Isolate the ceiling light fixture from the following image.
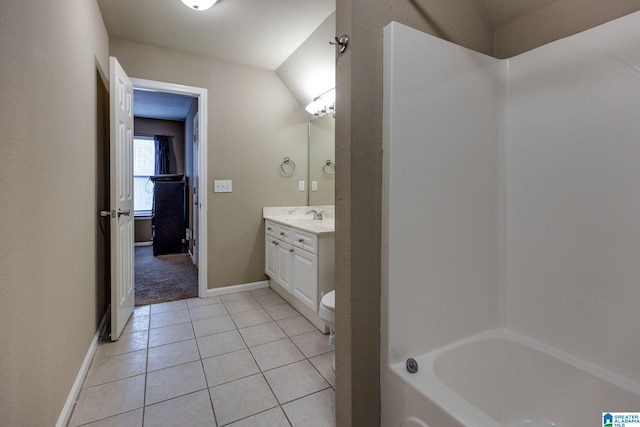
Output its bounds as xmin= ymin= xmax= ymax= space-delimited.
xmin=305 ymin=88 xmax=336 ymax=118
xmin=180 ymin=0 xmax=218 ymax=11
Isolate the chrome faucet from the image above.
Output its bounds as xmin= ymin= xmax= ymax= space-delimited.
xmin=306 ymin=209 xmax=324 ymax=220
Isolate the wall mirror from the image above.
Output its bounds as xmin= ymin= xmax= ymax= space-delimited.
xmin=308 ymin=115 xmax=335 ymax=206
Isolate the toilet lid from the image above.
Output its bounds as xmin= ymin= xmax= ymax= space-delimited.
xmin=321 ymin=290 xmax=335 ymax=311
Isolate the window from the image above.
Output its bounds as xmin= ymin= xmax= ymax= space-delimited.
xmin=134 ymin=136 xmax=155 ymax=215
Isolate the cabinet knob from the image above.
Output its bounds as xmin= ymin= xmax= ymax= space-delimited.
xmin=290 ymin=248 xmax=294 ymax=253
xmin=272 ymin=240 xmax=277 ymax=244
xmin=280 ymin=232 xmax=285 ymax=236
xmin=298 ymin=238 xmax=304 ymax=243
xmin=267 ymin=227 xmax=272 ymax=231
xmin=275 ymin=242 xmax=279 ymax=246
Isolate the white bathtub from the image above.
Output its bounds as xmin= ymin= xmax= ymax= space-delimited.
xmin=386 ymin=329 xmax=640 ymax=427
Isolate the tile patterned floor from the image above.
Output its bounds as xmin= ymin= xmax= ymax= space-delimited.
xmin=68 ymin=288 xmax=335 ymax=427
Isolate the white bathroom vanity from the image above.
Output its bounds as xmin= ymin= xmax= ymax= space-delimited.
xmin=263 ymin=206 xmax=335 ymax=332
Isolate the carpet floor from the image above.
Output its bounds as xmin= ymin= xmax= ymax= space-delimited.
xmin=135 ymin=245 xmax=198 ymax=306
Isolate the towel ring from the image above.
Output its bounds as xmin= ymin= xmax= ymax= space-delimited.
xmin=322 ymin=160 xmax=335 ymax=177
xmin=280 ymin=157 xmax=296 ymax=176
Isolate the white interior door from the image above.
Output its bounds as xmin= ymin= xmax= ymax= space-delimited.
xmin=109 ymin=56 xmax=135 ymax=341
xmin=192 ymin=112 xmax=200 ymax=267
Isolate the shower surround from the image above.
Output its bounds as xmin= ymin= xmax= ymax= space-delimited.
xmin=382 ymin=12 xmax=640 ymax=427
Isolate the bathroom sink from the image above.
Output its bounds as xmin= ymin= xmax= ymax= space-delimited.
xmin=263 ymin=216 xmax=335 ymax=234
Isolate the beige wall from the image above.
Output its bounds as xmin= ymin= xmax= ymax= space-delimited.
xmin=110 ymin=39 xmax=309 ymax=288
xmin=135 ymin=218 xmax=153 ymax=243
xmin=334 ymin=2 xmax=494 ymax=425
xmin=0 ymin=0 xmax=109 ymax=424
xmin=495 ymin=0 xmax=640 ymax=58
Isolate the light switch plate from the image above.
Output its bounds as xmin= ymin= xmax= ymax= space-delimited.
xmin=311 ymin=181 xmax=318 ymax=191
xmin=298 ymin=180 xmax=305 ymax=191
xmin=214 ymin=180 xmax=232 ymax=193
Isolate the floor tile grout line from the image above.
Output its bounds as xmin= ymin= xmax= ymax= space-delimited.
xmin=206 ymin=380 xmax=221 ymax=427
xmin=73 ymin=408 xmax=140 ymax=427
xmin=141 ymin=306 xmax=151 ymax=426
xmin=146 ymin=354 xmax=202 ymax=374
xmin=209 ymin=296 xmax=281 ymax=425
xmin=144 ymin=387 xmax=211 ymax=412
xmin=261 ymin=358 xmax=332 ymax=406
xmin=217 ymin=404 xmax=289 ymax=427
xmin=192 ymin=306 xmax=229 ymax=427
xmin=231 ymin=312 xmax=290 ymax=425
xmin=144 ymin=324 xmax=210 ymax=409
xmin=307 ymin=353 xmax=335 ymax=387
xmin=71 ymin=321 xmax=149 ymax=424
xmin=234 ymin=305 xmax=333 ymax=425
xmin=73 ymin=294 xmax=334 ymax=426
xmin=148 ymin=299 xmax=189 ymax=315
xmin=279 ymin=385 xmax=334 ymax=407
xmin=77 ymin=368 xmax=147 ymax=390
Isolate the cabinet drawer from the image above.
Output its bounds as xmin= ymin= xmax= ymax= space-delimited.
xmin=277 ymin=225 xmax=292 ymax=243
xmin=292 ymin=229 xmax=318 ymax=254
xmin=265 ymin=220 xmax=278 ymax=238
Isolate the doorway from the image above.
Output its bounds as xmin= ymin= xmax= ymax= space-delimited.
xmin=131 ymin=78 xmax=209 ymax=304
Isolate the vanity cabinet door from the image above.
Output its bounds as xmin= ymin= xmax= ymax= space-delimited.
xmin=276 ymin=241 xmax=294 ymax=292
xmin=265 ymin=236 xmax=278 ymax=278
xmin=291 ymin=247 xmax=318 ymax=311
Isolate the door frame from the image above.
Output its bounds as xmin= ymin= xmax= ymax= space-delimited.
xmin=191 ymin=112 xmax=200 ymax=268
xmin=131 ymin=77 xmax=209 ymax=299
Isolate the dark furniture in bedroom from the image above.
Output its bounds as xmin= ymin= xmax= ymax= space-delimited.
xmin=150 ymin=174 xmax=186 ymax=256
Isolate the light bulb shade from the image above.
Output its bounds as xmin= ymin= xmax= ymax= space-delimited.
xmin=181 ymin=0 xmax=218 ymax=11
xmin=305 ymin=88 xmax=336 ymax=117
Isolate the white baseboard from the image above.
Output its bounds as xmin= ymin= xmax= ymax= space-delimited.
xmin=134 ymin=241 xmax=153 ymax=247
xmin=56 ymin=307 xmax=109 ymax=427
xmin=206 ymin=280 xmax=269 ymax=297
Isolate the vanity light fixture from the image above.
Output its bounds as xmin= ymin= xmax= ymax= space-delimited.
xmin=305 ymin=88 xmax=336 ymax=118
xmin=180 ymin=0 xmax=218 ymax=11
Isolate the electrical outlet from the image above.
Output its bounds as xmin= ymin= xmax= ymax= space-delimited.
xmin=214 ymin=180 xmax=232 ymax=193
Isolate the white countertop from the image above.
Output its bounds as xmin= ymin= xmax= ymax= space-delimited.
xmin=263 ymin=206 xmax=335 ymax=235
xmin=263 ymin=215 xmax=335 ymax=235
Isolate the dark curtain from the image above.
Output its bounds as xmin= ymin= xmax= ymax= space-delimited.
xmin=154 ymin=135 xmax=175 ymax=175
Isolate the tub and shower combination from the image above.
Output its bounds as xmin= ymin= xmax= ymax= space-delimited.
xmin=382 ymin=12 xmax=640 ymax=427
xmin=387 ymin=330 xmax=640 ymax=426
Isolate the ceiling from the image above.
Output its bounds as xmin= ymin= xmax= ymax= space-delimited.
xmin=97 ymin=0 xmax=560 ymax=74
xmin=99 ymin=0 xmax=561 ymax=119
xmin=97 ymin=0 xmax=336 ymax=71
xmin=133 ymin=89 xmax=196 ymax=121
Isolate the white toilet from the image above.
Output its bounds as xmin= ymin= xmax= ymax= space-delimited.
xmin=318 ymin=290 xmax=335 ymax=370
